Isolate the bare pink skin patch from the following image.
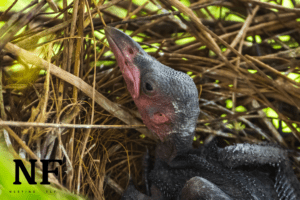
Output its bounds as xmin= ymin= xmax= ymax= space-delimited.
xmin=134 ymin=95 xmax=174 ymax=141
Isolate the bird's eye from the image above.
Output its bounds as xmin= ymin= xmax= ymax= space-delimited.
xmin=145 ymin=82 xmax=153 ymax=91
xmin=142 ymin=77 xmax=155 ymax=95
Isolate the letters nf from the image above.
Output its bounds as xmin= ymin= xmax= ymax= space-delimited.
xmin=13 ymin=159 xmax=62 ymax=185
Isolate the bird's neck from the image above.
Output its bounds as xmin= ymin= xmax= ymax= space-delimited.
xmin=155 ymin=132 xmax=194 ymax=164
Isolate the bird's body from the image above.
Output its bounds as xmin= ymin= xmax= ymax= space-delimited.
xmin=105 ymin=26 xmax=300 ymax=200
xmin=149 ymin=144 xmax=278 ymax=200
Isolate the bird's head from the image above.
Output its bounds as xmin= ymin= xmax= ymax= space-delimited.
xmin=105 ymin=27 xmax=200 ymax=142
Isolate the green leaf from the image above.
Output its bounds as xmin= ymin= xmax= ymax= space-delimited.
xmin=235 ymin=105 xmax=247 ymax=112
xmin=225 ymin=99 xmax=233 ymax=109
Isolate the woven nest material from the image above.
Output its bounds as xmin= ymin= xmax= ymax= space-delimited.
xmin=0 ymin=0 xmax=300 ymax=199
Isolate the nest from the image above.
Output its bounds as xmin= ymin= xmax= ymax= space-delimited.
xmin=0 ymin=0 xmax=300 ymax=199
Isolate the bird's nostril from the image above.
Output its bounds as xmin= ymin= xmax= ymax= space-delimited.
xmin=125 ymin=61 xmax=129 ymax=66
xmin=128 ymin=48 xmax=133 ymax=54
